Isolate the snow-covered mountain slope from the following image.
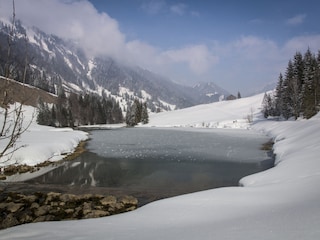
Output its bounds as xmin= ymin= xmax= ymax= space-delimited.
xmin=1 ymin=93 xmax=320 ymax=239
xmin=0 ymin=20 xmax=229 ymax=113
xmin=145 ymin=92 xmax=264 ymax=128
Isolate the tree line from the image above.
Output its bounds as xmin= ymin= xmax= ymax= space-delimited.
xmin=125 ymin=99 xmax=149 ymax=126
xmin=37 ymin=88 xmax=123 ymax=127
xmin=263 ymin=48 xmax=320 ymax=119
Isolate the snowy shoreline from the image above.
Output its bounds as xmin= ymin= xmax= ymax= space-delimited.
xmin=0 ymin=106 xmax=89 ymax=169
xmin=1 ymin=94 xmax=320 ymax=239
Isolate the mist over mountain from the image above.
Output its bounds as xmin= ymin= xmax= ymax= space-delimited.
xmin=0 ymin=19 xmax=230 ymax=113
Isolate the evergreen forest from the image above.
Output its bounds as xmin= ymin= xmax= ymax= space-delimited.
xmin=37 ymin=88 xmax=124 ymax=127
xmin=126 ymin=99 xmax=149 ymax=126
xmin=263 ymin=48 xmax=320 ymax=119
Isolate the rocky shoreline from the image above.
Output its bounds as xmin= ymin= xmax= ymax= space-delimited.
xmin=0 ymin=140 xmax=140 ymax=230
xmin=0 ymin=189 xmax=138 ymax=230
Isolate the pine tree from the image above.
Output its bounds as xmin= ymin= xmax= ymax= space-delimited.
xmin=316 ymin=51 xmax=320 ymax=111
xmin=141 ymin=102 xmax=149 ymax=124
xmin=134 ymin=100 xmax=142 ymax=125
xmin=274 ymin=73 xmax=284 ymax=116
xmin=282 ymin=60 xmax=295 ymax=119
xmin=292 ymin=52 xmax=304 ymax=118
xmin=126 ymin=103 xmax=136 ymax=127
xmin=262 ymin=93 xmax=275 ymax=118
xmin=271 ymin=48 xmax=320 ymax=120
xmin=37 ymin=97 xmax=51 ymax=126
xmin=302 ymin=48 xmax=317 ymax=118
xmin=126 ymin=99 xmax=144 ymax=126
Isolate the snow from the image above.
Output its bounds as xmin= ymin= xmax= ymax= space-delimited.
xmin=1 ymin=93 xmax=320 ymax=239
xmin=87 ymin=59 xmax=96 ymax=79
xmin=145 ymin=93 xmax=263 ymax=128
xmin=140 ymin=89 xmax=151 ymax=100
xmin=158 ymin=98 xmax=176 ymax=111
xmin=0 ymin=105 xmax=88 ymax=168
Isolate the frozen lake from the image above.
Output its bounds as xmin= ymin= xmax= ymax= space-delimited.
xmin=28 ymin=128 xmax=274 ymax=204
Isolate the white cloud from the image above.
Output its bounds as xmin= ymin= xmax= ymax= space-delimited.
xmin=1 ymin=1 xmax=320 ymax=95
xmin=0 ymin=0 xmax=218 ymax=78
xmin=162 ymin=45 xmax=218 ymax=74
xmin=286 ymin=14 xmax=306 ymax=26
xmin=170 ymin=3 xmax=187 ymax=16
xmin=141 ymin=0 xmax=166 ymax=15
xmin=283 ymin=35 xmax=320 ymax=53
xmin=0 ymin=0 xmax=126 ymax=59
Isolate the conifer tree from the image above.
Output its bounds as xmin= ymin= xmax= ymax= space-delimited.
xmin=266 ymin=48 xmax=320 ymax=120
xmin=282 ymin=60 xmax=295 ymax=119
xmin=141 ymin=102 xmax=149 ymax=124
xmin=37 ymin=98 xmax=51 ymax=126
xmin=302 ymin=48 xmax=317 ymax=118
xmin=274 ymin=73 xmax=284 ymax=116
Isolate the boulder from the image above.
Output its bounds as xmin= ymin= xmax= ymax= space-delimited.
xmin=1 ymin=214 xmax=19 ymax=229
xmin=100 ymin=196 xmax=117 ymax=206
xmin=34 ymin=205 xmax=51 ymax=217
xmin=6 ymin=202 xmax=24 ymax=213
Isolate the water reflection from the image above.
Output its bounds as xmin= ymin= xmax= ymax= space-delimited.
xmin=28 ymin=151 xmax=273 ymax=193
xmin=27 ymin=128 xmax=274 ymax=204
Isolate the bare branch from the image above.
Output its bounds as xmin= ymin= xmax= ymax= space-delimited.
xmin=0 ymin=0 xmax=34 ymax=164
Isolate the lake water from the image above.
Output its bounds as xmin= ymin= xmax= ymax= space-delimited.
xmin=28 ymin=128 xmax=274 ymax=205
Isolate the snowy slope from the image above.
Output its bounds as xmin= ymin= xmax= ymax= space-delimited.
xmin=145 ymin=93 xmax=264 ymax=128
xmin=1 ymin=94 xmax=320 ymax=239
xmin=0 ymin=105 xmax=88 ymax=167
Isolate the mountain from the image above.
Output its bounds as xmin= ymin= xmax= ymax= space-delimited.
xmin=192 ymin=82 xmax=230 ymax=103
xmin=0 ymin=19 xmax=229 ymax=113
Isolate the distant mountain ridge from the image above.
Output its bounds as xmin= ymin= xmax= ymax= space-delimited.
xmin=0 ymin=19 xmax=230 ymax=113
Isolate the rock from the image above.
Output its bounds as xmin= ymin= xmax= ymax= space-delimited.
xmin=0 ymin=202 xmax=7 ymax=209
xmin=119 ymin=195 xmax=138 ymax=206
xmin=83 ymin=210 xmax=110 ymax=219
xmin=80 ymin=194 xmax=93 ymax=201
xmin=50 ymin=201 xmax=59 ymax=207
xmin=59 ymin=193 xmax=78 ymax=203
xmin=49 ymin=207 xmax=63 ymax=215
xmin=0 ymin=190 xmax=138 ymax=230
xmin=0 ymin=174 xmax=6 ymax=180
xmin=64 ymin=208 xmax=74 ymax=215
xmin=21 ymin=195 xmax=37 ymax=203
xmin=100 ymin=196 xmax=117 ymax=206
xmin=18 ymin=212 xmax=33 ymax=224
xmin=30 ymin=202 xmax=40 ymax=210
xmin=45 ymin=192 xmax=62 ymax=204
xmin=34 ymin=205 xmax=50 ymax=217
xmin=6 ymin=202 xmax=24 ymax=213
xmin=74 ymin=206 xmax=83 ymax=218
xmin=33 ymin=215 xmax=55 ymax=223
xmin=1 ymin=213 xmax=19 ymax=229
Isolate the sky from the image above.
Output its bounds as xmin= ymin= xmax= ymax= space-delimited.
xmin=1 ymin=0 xmax=320 ymax=95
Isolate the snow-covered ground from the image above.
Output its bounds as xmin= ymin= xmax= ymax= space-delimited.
xmin=0 ymin=105 xmax=88 ymax=168
xmin=1 ymin=93 xmax=320 ymax=239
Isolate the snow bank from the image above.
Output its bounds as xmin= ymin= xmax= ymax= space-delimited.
xmin=0 ymin=105 xmax=88 ymax=167
xmin=1 ymin=95 xmax=320 ymax=239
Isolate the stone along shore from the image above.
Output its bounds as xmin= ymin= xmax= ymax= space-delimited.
xmin=0 ymin=190 xmax=138 ymax=229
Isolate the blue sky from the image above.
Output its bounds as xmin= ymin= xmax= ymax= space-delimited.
xmin=1 ymin=0 xmax=320 ymax=95
xmin=90 ymin=0 xmax=319 ymax=47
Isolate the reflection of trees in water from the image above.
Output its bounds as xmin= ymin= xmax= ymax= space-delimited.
xmin=29 ymin=150 xmax=273 ymax=194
